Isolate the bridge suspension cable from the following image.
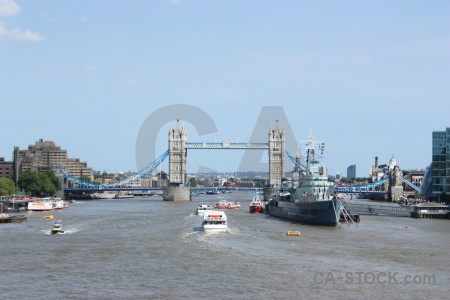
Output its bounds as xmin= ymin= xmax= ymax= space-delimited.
xmin=401 ymin=177 xmax=421 ymax=192
xmin=64 ymin=150 xmax=169 ymax=188
xmin=285 ymin=151 xmax=307 ymax=170
xmin=340 ymin=177 xmax=390 ymax=190
xmin=64 ymin=174 xmax=100 ymax=187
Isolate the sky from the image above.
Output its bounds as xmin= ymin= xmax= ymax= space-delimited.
xmin=1 ymin=0 xmax=449 ymax=177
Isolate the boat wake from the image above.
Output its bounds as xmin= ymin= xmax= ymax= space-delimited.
xmin=40 ymin=227 xmax=82 ymax=235
xmin=113 ymin=224 xmax=127 ymax=229
xmin=201 ymin=229 xmax=230 ymax=235
xmin=63 ymin=228 xmax=82 ymax=234
xmin=185 ymin=213 xmax=197 ymax=219
xmin=41 ymin=230 xmax=66 ymax=235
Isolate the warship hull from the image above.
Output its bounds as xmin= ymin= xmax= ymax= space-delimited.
xmin=268 ymin=199 xmax=343 ymax=226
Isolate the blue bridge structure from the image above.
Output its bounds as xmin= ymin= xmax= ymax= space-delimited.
xmin=63 ymin=149 xmax=263 ymax=195
xmin=65 ymin=186 xmax=262 ymax=194
xmin=64 ymin=145 xmax=421 ymax=199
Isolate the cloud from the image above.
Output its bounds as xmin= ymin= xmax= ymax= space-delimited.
xmin=0 ymin=1 xmax=43 ymax=42
xmin=83 ymin=65 xmax=96 ymax=72
xmin=0 ymin=0 xmax=20 ymax=17
xmin=78 ymin=16 xmax=89 ymax=23
xmin=0 ymin=22 xmax=43 ymax=41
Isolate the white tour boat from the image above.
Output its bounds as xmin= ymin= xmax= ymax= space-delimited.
xmin=196 ymin=203 xmax=213 ymax=215
xmin=202 ymin=211 xmax=228 ymax=232
xmin=27 ymin=198 xmax=56 ymax=211
xmin=49 ymin=198 xmax=69 ymax=210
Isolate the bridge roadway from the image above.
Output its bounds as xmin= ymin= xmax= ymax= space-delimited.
xmin=65 ymin=186 xmax=388 ymax=195
xmin=64 ymin=187 xmax=263 ymax=193
xmin=335 ymin=188 xmax=389 ymax=194
xmin=185 ymin=142 xmax=269 ymax=149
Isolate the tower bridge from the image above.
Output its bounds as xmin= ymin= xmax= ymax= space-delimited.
xmin=63 ymin=120 xmax=421 ymax=202
xmin=165 ymin=120 xmax=284 ymax=200
xmin=63 ymin=120 xmax=286 ymax=201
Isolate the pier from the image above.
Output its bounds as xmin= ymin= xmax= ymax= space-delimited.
xmin=410 ymin=203 xmax=449 ymax=219
xmin=342 ymin=201 xmax=413 ymax=217
xmin=343 ymin=201 xmax=450 ymax=219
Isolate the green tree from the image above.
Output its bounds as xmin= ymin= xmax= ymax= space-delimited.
xmin=189 ymin=177 xmax=198 ymax=187
xmin=18 ymin=171 xmax=61 ymax=197
xmin=340 ymin=177 xmax=370 ymax=184
xmin=255 ymin=182 xmax=265 ymax=188
xmin=0 ymin=177 xmax=19 ymax=196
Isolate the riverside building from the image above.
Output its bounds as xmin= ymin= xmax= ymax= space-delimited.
xmin=0 ymin=157 xmax=13 ymax=180
xmin=13 ymin=139 xmax=93 ymax=182
xmin=431 ymin=127 xmax=450 ymax=194
xmin=347 ymin=164 xmax=356 ymax=179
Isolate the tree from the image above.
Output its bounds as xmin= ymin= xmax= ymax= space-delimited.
xmin=340 ymin=177 xmax=370 ymax=184
xmin=18 ymin=171 xmax=61 ymax=197
xmin=255 ymin=182 xmax=265 ymax=188
xmin=189 ymin=177 xmax=198 ymax=187
xmin=0 ymin=178 xmax=19 ymax=196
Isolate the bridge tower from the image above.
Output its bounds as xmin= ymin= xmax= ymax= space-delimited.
xmin=268 ymin=121 xmax=285 ymax=187
xmin=390 ymin=165 xmax=404 ymax=202
xmin=168 ymin=120 xmax=187 ymax=186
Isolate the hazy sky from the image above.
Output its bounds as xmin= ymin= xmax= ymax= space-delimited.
xmin=1 ymin=0 xmax=449 ymax=177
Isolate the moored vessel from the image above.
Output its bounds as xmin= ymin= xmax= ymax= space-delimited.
xmin=206 ymin=189 xmax=220 ymax=195
xmin=0 ymin=213 xmax=27 ymax=223
xmin=27 ymin=198 xmax=56 ymax=211
xmin=267 ymin=134 xmax=343 ymax=226
xmin=52 ymin=198 xmax=69 ymax=210
xmin=27 ymin=197 xmax=68 ymax=211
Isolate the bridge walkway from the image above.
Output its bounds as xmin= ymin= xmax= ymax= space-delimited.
xmin=342 ymin=201 xmax=413 ymax=217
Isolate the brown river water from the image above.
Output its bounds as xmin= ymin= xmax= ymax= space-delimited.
xmin=0 ymin=192 xmax=448 ymax=299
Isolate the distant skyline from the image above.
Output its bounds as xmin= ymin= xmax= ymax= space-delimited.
xmin=1 ymin=0 xmax=449 ymax=177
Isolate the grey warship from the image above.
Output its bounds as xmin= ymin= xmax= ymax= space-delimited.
xmin=267 ymin=134 xmax=343 ymax=226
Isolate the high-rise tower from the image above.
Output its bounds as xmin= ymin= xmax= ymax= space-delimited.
xmin=168 ymin=120 xmax=187 ymax=186
xmin=268 ymin=121 xmax=285 ymax=187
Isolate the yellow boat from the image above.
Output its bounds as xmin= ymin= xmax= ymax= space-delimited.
xmin=44 ymin=215 xmax=54 ymax=219
xmin=287 ymin=231 xmax=301 ymax=236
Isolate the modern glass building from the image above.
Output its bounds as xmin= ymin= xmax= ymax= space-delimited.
xmin=347 ymin=164 xmax=356 ymax=179
xmin=431 ymin=127 xmax=450 ymax=194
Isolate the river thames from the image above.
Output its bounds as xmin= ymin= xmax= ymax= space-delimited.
xmin=1 ymin=192 xmax=449 ymax=299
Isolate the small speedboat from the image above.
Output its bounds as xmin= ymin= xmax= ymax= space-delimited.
xmin=51 ymin=220 xmax=64 ymax=234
